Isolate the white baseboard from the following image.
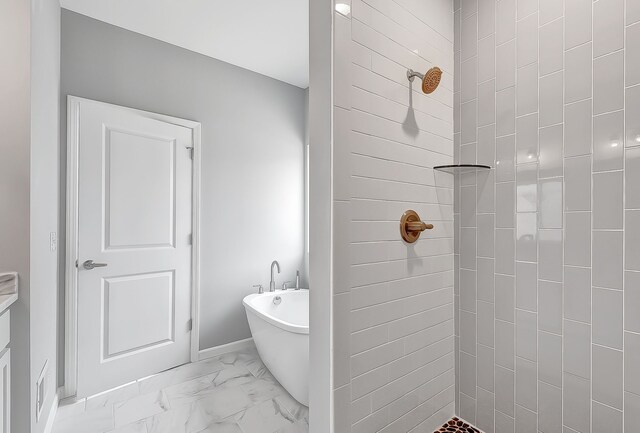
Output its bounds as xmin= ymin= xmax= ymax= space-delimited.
xmin=198 ymin=337 xmax=254 ymax=360
xmin=43 ymin=392 xmax=59 ymax=433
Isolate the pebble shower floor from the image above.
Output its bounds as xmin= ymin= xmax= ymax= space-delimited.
xmin=434 ymin=417 xmax=482 ymax=433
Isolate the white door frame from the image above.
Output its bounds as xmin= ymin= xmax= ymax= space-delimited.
xmin=62 ymin=96 xmax=202 ymax=399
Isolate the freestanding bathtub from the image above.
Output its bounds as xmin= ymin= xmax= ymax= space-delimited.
xmin=243 ymin=289 xmax=309 ymax=405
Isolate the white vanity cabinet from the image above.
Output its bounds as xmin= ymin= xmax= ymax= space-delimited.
xmin=0 ymin=311 xmax=11 ymax=433
xmin=0 ymin=346 xmax=9 ymax=432
xmin=0 ymin=272 xmax=18 ymax=433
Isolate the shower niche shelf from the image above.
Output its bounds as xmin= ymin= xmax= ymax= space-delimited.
xmin=434 ymin=164 xmax=492 ymax=174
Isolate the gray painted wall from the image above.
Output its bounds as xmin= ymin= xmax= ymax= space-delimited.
xmin=0 ymin=0 xmax=60 ymax=431
xmin=60 ymin=10 xmax=306 ymax=361
xmin=30 ymin=0 xmax=60 ymax=432
xmin=0 ymin=1 xmax=32 ymax=431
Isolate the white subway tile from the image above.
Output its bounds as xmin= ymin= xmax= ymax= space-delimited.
xmin=477 ymin=344 xmax=495 ymax=392
xmin=539 ymin=124 xmax=564 ymax=178
xmin=625 ymin=331 xmax=640 ymax=395
xmin=516 ymin=113 xmax=539 ymax=163
xmin=496 ymin=182 xmax=516 ymax=228
xmin=478 ymin=79 xmax=496 ymax=126
xmin=563 ymin=320 xmax=591 ymax=379
xmin=539 ymin=18 xmax=564 ymax=76
xmin=477 ymin=301 xmax=495 ymax=347
xmin=539 ymin=0 xmax=564 ymax=26
xmin=593 ymin=230 xmax=624 ymax=289
xmin=627 ymin=22 xmax=640 ymax=87
xmin=563 ymin=373 xmax=591 ymax=433
xmin=497 ymin=87 xmax=516 ymax=136
xmin=515 ymin=358 xmax=537 ymax=411
xmin=515 ymin=309 xmax=538 ymax=360
xmin=539 ymin=71 xmax=564 ymax=127
xmin=478 ymin=35 xmax=496 ymax=82
xmin=517 ymin=64 xmax=539 ymax=118
xmin=538 ymin=281 xmax=563 ymax=334
xmin=497 ymin=135 xmax=516 ymax=181
xmin=625 ymin=271 xmax=640 ymax=333
xmin=496 ymin=0 xmax=517 ymax=45
xmin=564 ymin=42 xmax=592 ymax=104
xmin=537 ymin=230 xmax=563 ymax=282
xmin=593 ymin=171 xmax=623 ymax=229
xmin=593 ymin=288 xmax=623 ymax=350
xmin=593 ymin=0 xmax=624 ymax=58
xmin=496 ymin=320 xmax=516 ymax=369
xmin=539 ymin=180 xmax=563 ymax=229
xmin=496 ymin=228 xmax=516 ymax=275
xmin=564 ymin=212 xmax=592 ymax=267
xmin=626 ymin=85 xmax=640 ymax=148
xmin=516 ymin=163 xmax=538 ymax=212
xmin=538 ymin=331 xmax=563 ymax=387
xmin=592 ymin=401 xmax=623 ymax=433
xmin=478 ymin=0 xmax=495 ymax=39
xmin=516 ymin=13 xmax=538 ymax=68
xmin=593 ymin=110 xmax=624 ymax=172
xmin=564 ymin=265 xmax=592 ymax=323
xmin=594 ymin=50 xmax=624 ymax=115
xmin=476 ymin=387 xmax=495 ymax=432
xmin=564 ymin=99 xmax=593 ymax=158
xmin=497 ymin=40 xmax=517 ymax=91
xmin=565 ymin=0 xmax=592 ymax=50
xmin=592 ymin=344 xmax=623 ymax=409
xmin=538 ymin=382 xmax=563 ymax=433
xmin=495 ymin=366 xmax=515 ymax=416
xmin=516 ymin=213 xmax=537 ymax=262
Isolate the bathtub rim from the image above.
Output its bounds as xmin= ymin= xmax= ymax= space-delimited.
xmin=242 ymin=289 xmax=309 ymax=335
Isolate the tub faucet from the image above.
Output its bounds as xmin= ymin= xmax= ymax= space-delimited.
xmin=270 ymin=260 xmax=280 ymax=292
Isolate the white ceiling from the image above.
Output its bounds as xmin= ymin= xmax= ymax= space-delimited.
xmin=60 ymin=0 xmax=309 ymax=88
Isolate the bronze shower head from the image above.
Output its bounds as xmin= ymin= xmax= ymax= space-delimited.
xmin=407 ymin=66 xmax=443 ymax=94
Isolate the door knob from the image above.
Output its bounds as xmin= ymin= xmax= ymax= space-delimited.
xmin=82 ymin=260 xmax=108 ymax=270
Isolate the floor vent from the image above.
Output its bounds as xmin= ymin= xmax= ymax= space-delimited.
xmin=434 ymin=416 xmax=482 ymax=433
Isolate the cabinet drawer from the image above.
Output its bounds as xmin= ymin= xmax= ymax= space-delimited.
xmin=0 ymin=311 xmax=9 ymax=351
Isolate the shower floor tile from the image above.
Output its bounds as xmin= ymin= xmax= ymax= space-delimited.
xmin=53 ymin=345 xmax=308 ymax=433
xmin=434 ymin=416 xmax=482 ymax=433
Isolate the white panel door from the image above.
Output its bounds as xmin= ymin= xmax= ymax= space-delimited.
xmin=75 ymin=98 xmax=194 ymax=397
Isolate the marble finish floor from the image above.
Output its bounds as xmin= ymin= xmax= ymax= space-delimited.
xmin=53 ymin=346 xmax=308 ymax=433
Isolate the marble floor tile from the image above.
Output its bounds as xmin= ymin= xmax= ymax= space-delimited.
xmin=196 ymin=386 xmax=254 ymax=422
xmin=194 ymin=418 xmax=243 ymax=433
xmin=138 ymin=358 xmax=225 ymax=394
xmin=52 ymin=348 xmax=308 ymax=433
xmin=114 ymin=390 xmax=170 ymax=428
xmin=56 ymin=398 xmax=87 ymax=422
xmin=87 ymin=381 xmax=140 ymax=411
xmin=241 ymin=377 xmax=286 ymax=405
xmin=107 ymin=420 xmax=148 ymax=433
xmin=234 ymin=398 xmax=297 ymax=433
xmin=52 ymin=405 xmax=114 ymax=433
xmin=145 ymin=402 xmax=209 ymax=433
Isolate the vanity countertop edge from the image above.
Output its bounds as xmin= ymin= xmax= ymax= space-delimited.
xmin=0 ymin=272 xmax=18 ymax=314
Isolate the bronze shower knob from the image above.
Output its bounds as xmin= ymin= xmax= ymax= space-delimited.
xmin=400 ymin=210 xmax=434 ymax=243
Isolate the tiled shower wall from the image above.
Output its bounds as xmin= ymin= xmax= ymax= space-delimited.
xmin=331 ymin=0 xmax=456 ymax=431
xmin=453 ymin=0 xmax=640 ymax=431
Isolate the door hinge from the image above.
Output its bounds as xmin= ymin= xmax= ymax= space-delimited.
xmin=187 ymin=319 xmax=193 ymax=331
xmin=188 ymin=233 xmax=193 ymax=245
xmin=185 ymin=146 xmax=194 ymax=159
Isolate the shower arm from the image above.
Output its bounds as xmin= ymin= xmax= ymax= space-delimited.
xmin=406 ymin=69 xmax=424 ymax=82
xmin=406 ymin=66 xmax=443 ymax=94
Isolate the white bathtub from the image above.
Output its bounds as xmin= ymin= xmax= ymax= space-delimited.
xmin=243 ymin=289 xmax=309 ymax=405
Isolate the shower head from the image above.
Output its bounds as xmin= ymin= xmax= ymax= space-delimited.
xmin=407 ymin=66 xmax=443 ymax=94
